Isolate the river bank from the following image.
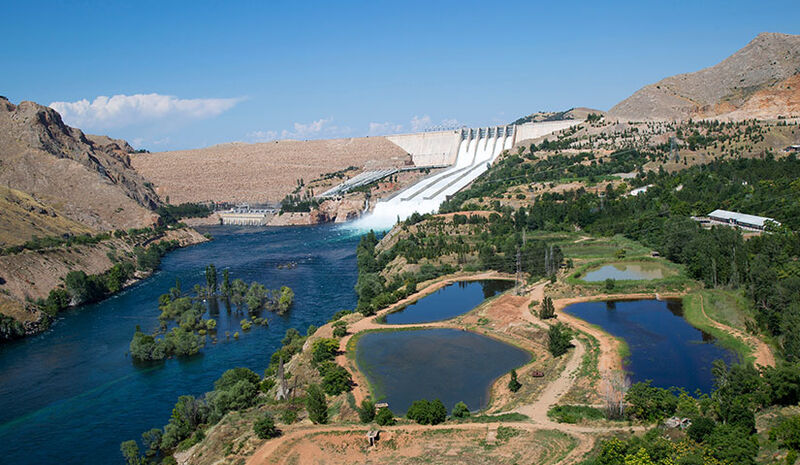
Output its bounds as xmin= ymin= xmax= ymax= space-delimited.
xmin=0 ymin=227 xmax=208 ymax=340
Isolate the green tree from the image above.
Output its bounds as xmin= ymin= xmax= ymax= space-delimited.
xmin=221 ymin=268 xmax=231 ymax=297
xmin=319 ymin=362 xmax=352 ymax=396
xmin=770 ymin=415 xmax=800 ymax=452
xmin=253 ymin=413 xmax=280 ymax=439
xmin=358 ymin=399 xmax=376 ymax=423
xmin=508 ymin=369 xmax=522 ymax=392
xmin=129 ymin=328 xmax=166 ymax=361
xmin=277 ymin=286 xmax=294 ymax=314
xmin=214 ymin=367 xmax=260 ymax=391
xmin=306 ymin=384 xmax=328 ymax=424
xmin=407 ymin=399 xmax=447 ymax=425
xmin=141 ymin=428 xmax=162 ymax=459
xmin=311 ymin=338 xmax=339 ymax=365
xmin=332 ymin=320 xmax=347 ymax=338
xmin=120 ymin=440 xmax=143 ymax=465
xmin=205 ymin=264 xmax=217 ymax=295
xmin=452 ymin=401 xmax=470 ymax=418
xmin=625 ymin=381 xmax=677 ymax=421
xmin=245 ymin=282 xmax=267 ymax=312
xmin=539 ymin=296 xmax=556 ymax=319
xmin=548 ymin=322 xmax=573 ymax=357
xmin=375 ymin=407 xmax=396 ymax=426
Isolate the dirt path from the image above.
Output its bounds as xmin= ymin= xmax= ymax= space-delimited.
xmin=250 ymin=278 xmax=647 ymax=465
xmin=698 ymin=294 xmax=775 ymax=367
xmin=335 ymin=271 xmax=514 ymax=405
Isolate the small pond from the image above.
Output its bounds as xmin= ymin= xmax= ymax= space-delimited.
xmin=383 ymin=280 xmax=514 ymax=325
xmin=355 ymin=328 xmax=530 ymax=414
xmin=564 ymin=299 xmax=738 ymax=393
xmin=582 ymin=262 xmax=668 ymax=282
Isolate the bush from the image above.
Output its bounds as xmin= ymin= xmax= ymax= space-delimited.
xmin=358 ymin=399 xmax=376 ymax=423
xmin=547 ymin=405 xmax=605 ymax=424
xmin=311 ymin=338 xmax=339 ymax=365
xmin=452 ymin=401 xmax=470 ymax=418
xmin=253 ymin=413 xmax=280 ymax=439
xmin=375 ymin=407 xmax=396 ymax=426
xmin=280 ymin=409 xmax=298 ymax=424
xmin=605 ymin=278 xmax=616 ymax=291
xmin=407 ymin=399 xmax=447 ymax=425
xmin=687 ymin=416 xmax=716 ymax=443
xmin=332 ymin=320 xmax=347 ymax=338
xmin=539 ymin=296 xmax=556 ymax=319
xmin=319 ymin=362 xmax=352 ymax=396
xmin=625 ymin=381 xmax=678 ymax=421
xmin=548 ymin=322 xmax=573 ymax=357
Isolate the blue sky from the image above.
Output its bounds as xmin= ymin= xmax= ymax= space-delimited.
xmin=2 ymin=0 xmax=799 ymax=151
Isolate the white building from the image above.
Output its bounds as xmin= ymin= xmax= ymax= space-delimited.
xmin=707 ymin=209 xmax=780 ymax=231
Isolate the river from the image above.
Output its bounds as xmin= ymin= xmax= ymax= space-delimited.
xmin=0 ymin=225 xmax=359 ymax=464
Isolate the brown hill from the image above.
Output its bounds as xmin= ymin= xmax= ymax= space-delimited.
xmin=0 ymin=185 xmax=92 ymax=248
xmin=131 ymin=137 xmax=409 ymax=204
xmin=0 ymin=97 xmax=160 ymax=232
xmin=608 ymin=32 xmax=800 ymax=121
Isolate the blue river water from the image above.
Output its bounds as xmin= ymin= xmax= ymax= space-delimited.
xmin=384 ymin=280 xmax=514 ymax=325
xmin=0 ymin=225 xmax=360 ymax=464
xmin=564 ymin=299 xmax=738 ymax=393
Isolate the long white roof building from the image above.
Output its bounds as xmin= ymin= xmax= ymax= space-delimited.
xmin=708 ymin=209 xmax=780 ymax=230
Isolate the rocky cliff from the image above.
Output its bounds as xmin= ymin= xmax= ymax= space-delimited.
xmin=0 ymin=97 xmax=160 ymax=232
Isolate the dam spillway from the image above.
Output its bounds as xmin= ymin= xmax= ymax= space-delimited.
xmin=350 ymin=120 xmax=581 ymax=231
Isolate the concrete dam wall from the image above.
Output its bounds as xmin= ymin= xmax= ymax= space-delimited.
xmin=351 ymin=120 xmax=581 ymax=230
xmin=387 ymin=131 xmax=461 ymax=166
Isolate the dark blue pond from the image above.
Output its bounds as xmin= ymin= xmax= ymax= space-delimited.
xmin=0 ymin=224 xmax=360 ymax=465
xmin=384 ymin=280 xmax=514 ymax=325
xmin=355 ymin=328 xmax=530 ymax=414
xmin=564 ymin=299 xmax=738 ymax=393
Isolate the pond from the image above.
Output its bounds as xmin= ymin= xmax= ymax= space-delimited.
xmin=383 ymin=280 xmax=514 ymax=325
xmin=0 ymin=224 xmax=360 ymax=465
xmin=581 ymin=262 xmax=668 ymax=282
xmin=564 ymin=299 xmax=738 ymax=393
xmin=355 ymin=328 xmax=530 ymax=414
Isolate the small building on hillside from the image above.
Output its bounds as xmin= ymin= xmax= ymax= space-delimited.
xmin=707 ymin=209 xmax=780 ymax=231
xmin=784 ymin=144 xmax=800 ymax=153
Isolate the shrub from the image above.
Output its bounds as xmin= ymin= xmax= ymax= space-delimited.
xmin=358 ymin=399 xmax=376 ymax=423
xmin=332 ymin=320 xmax=347 ymax=338
xmin=253 ymin=413 xmax=280 ymax=439
xmin=548 ymin=322 xmax=573 ymax=357
xmin=319 ymin=362 xmax=352 ymax=396
xmin=407 ymin=399 xmax=447 ymax=425
xmin=311 ymin=338 xmax=339 ymax=365
xmin=452 ymin=401 xmax=470 ymax=418
xmin=375 ymin=407 xmax=395 ymax=426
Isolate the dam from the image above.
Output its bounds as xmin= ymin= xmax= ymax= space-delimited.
xmin=353 ymin=120 xmax=580 ymax=230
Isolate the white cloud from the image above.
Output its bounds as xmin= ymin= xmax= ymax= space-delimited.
xmin=368 ymin=121 xmax=404 ymax=136
xmin=410 ymin=115 xmax=432 ymax=132
xmin=440 ymin=118 xmax=461 ymax=128
xmin=247 ymin=130 xmax=279 ymax=142
xmin=49 ymin=93 xmax=242 ymax=129
xmin=246 ymin=117 xmax=351 ymax=143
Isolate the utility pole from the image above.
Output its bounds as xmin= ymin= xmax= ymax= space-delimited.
xmin=515 ymin=247 xmax=522 ymax=295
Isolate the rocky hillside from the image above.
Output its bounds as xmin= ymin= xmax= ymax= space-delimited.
xmin=609 ymin=32 xmax=800 ymax=121
xmin=0 ymin=97 xmax=160 ymax=233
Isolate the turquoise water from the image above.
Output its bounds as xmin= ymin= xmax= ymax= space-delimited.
xmin=384 ymin=280 xmax=514 ymax=325
xmin=355 ymin=328 xmax=530 ymax=414
xmin=564 ymin=299 xmax=738 ymax=393
xmin=0 ymin=225 xmax=360 ymax=464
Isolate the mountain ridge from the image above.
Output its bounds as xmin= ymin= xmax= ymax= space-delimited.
xmin=609 ymin=32 xmax=800 ymax=121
